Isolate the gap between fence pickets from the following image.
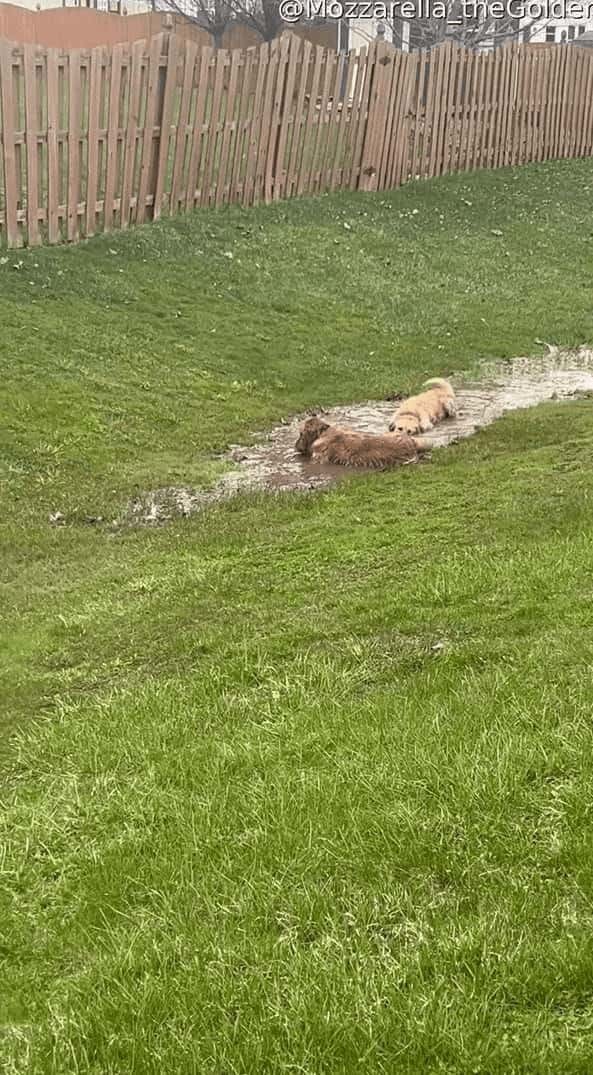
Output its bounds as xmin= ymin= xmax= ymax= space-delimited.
xmin=1 ymin=36 xmax=593 ymax=248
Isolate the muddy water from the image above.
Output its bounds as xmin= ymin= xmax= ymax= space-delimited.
xmin=122 ymin=348 xmax=593 ymax=525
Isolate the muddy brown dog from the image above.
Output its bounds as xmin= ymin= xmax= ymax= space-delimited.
xmin=295 ymin=416 xmax=428 ymax=468
xmin=388 ymin=378 xmax=456 ymax=435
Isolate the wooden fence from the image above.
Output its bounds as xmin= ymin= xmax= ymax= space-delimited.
xmin=1 ymin=34 xmax=593 ymax=248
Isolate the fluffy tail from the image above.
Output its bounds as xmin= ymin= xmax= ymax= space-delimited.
xmin=423 ymin=377 xmax=453 ymax=393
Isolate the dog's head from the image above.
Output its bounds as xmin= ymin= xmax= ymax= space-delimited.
xmin=295 ymin=416 xmax=331 ymax=456
xmin=389 ymin=413 xmax=421 ymax=436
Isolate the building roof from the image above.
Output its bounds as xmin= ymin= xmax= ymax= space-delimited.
xmin=573 ymin=30 xmax=593 ymax=45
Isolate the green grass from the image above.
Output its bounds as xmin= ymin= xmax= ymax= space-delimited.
xmin=2 ymin=159 xmax=593 ymax=1073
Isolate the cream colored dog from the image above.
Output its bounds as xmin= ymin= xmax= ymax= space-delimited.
xmin=388 ymin=378 xmax=456 ymax=435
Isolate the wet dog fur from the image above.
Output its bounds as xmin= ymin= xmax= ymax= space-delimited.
xmin=388 ymin=378 xmax=456 ymax=435
xmin=295 ymin=416 xmax=428 ymax=469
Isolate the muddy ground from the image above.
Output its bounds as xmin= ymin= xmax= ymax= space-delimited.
xmin=118 ymin=348 xmax=593 ymax=526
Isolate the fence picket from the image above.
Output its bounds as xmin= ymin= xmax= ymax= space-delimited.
xmin=200 ymin=47 xmax=227 ymax=207
xmin=505 ymin=46 xmax=519 ymax=165
xmin=318 ymin=50 xmax=342 ymax=193
xmin=534 ymin=49 xmax=545 ymax=162
xmin=473 ymin=51 xmax=486 ymax=169
xmin=23 ymin=45 xmax=40 ymax=244
xmin=185 ymin=46 xmax=212 ymax=211
xmin=85 ymin=46 xmax=101 ymax=237
xmin=153 ymin=33 xmax=179 ymax=220
xmin=215 ymin=47 xmax=242 ymax=206
xmin=527 ymin=50 xmax=538 ymax=162
xmin=1 ymin=42 xmax=20 ymax=247
xmin=572 ymin=49 xmax=587 ymax=157
xmin=327 ymin=51 xmax=350 ymax=191
xmin=350 ymin=46 xmax=375 ymax=189
xmin=66 ymin=49 xmax=82 ymax=241
xmin=169 ymin=41 xmax=197 ymax=214
xmin=582 ymin=54 xmax=593 ymax=156
xmin=252 ymin=39 xmax=279 ymax=203
xmin=542 ymin=44 xmax=557 ymax=162
xmin=409 ymin=51 xmax=425 ymax=181
xmin=103 ymin=43 xmax=123 ymax=231
xmin=447 ymin=46 xmax=464 ymax=174
xmin=119 ymin=39 xmax=143 ymax=229
xmin=296 ymin=44 xmax=322 ymax=196
xmin=284 ymin=40 xmax=310 ymax=198
xmin=426 ymin=41 xmax=444 ymax=178
xmin=377 ymin=49 xmax=401 ymax=188
xmin=561 ymin=46 xmax=577 ymax=157
xmin=463 ymin=50 xmax=478 ymax=171
xmin=264 ymin=34 xmax=290 ymax=201
xmin=516 ymin=48 xmax=530 ymax=165
xmin=434 ymin=41 xmax=452 ymax=176
xmin=554 ymin=46 xmax=568 ymax=157
xmin=228 ymin=46 xmax=254 ymax=201
xmin=360 ymin=42 xmax=392 ymax=190
xmin=136 ymin=34 xmax=161 ymax=224
xmin=394 ymin=53 xmax=417 ymax=186
xmin=307 ymin=44 xmax=334 ymax=194
xmin=478 ymin=50 xmax=494 ymax=170
xmin=273 ymin=34 xmax=299 ymax=200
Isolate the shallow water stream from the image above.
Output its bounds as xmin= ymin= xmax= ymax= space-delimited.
xmin=123 ymin=348 xmax=593 ymax=525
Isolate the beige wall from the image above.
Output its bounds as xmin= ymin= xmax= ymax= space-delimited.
xmin=0 ymin=4 xmax=339 ymax=49
xmin=0 ymin=5 xmax=186 ymax=46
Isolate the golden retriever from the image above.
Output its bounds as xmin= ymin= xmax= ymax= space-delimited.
xmin=295 ymin=416 xmax=428 ymax=469
xmin=388 ymin=378 xmax=456 ymax=435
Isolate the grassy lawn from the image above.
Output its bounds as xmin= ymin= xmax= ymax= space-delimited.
xmin=2 ymin=159 xmax=593 ymax=1073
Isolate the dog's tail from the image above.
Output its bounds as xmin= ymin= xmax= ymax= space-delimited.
xmin=423 ymin=377 xmax=453 ymax=393
xmin=412 ymin=436 xmax=432 ymax=454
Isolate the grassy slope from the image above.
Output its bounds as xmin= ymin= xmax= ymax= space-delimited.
xmin=2 ymin=160 xmax=593 ymax=1073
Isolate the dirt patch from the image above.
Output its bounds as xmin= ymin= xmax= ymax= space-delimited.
xmin=117 ymin=347 xmax=593 ymax=526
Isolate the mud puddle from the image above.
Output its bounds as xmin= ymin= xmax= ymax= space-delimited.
xmin=120 ymin=348 xmax=593 ymax=526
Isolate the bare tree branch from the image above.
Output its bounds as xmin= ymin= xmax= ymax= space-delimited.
xmin=151 ymin=0 xmax=234 ymax=46
xmin=387 ymin=0 xmax=544 ymax=49
xmin=152 ymin=0 xmax=286 ymax=44
xmin=226 ymin=0 xmax=285 ymax=40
